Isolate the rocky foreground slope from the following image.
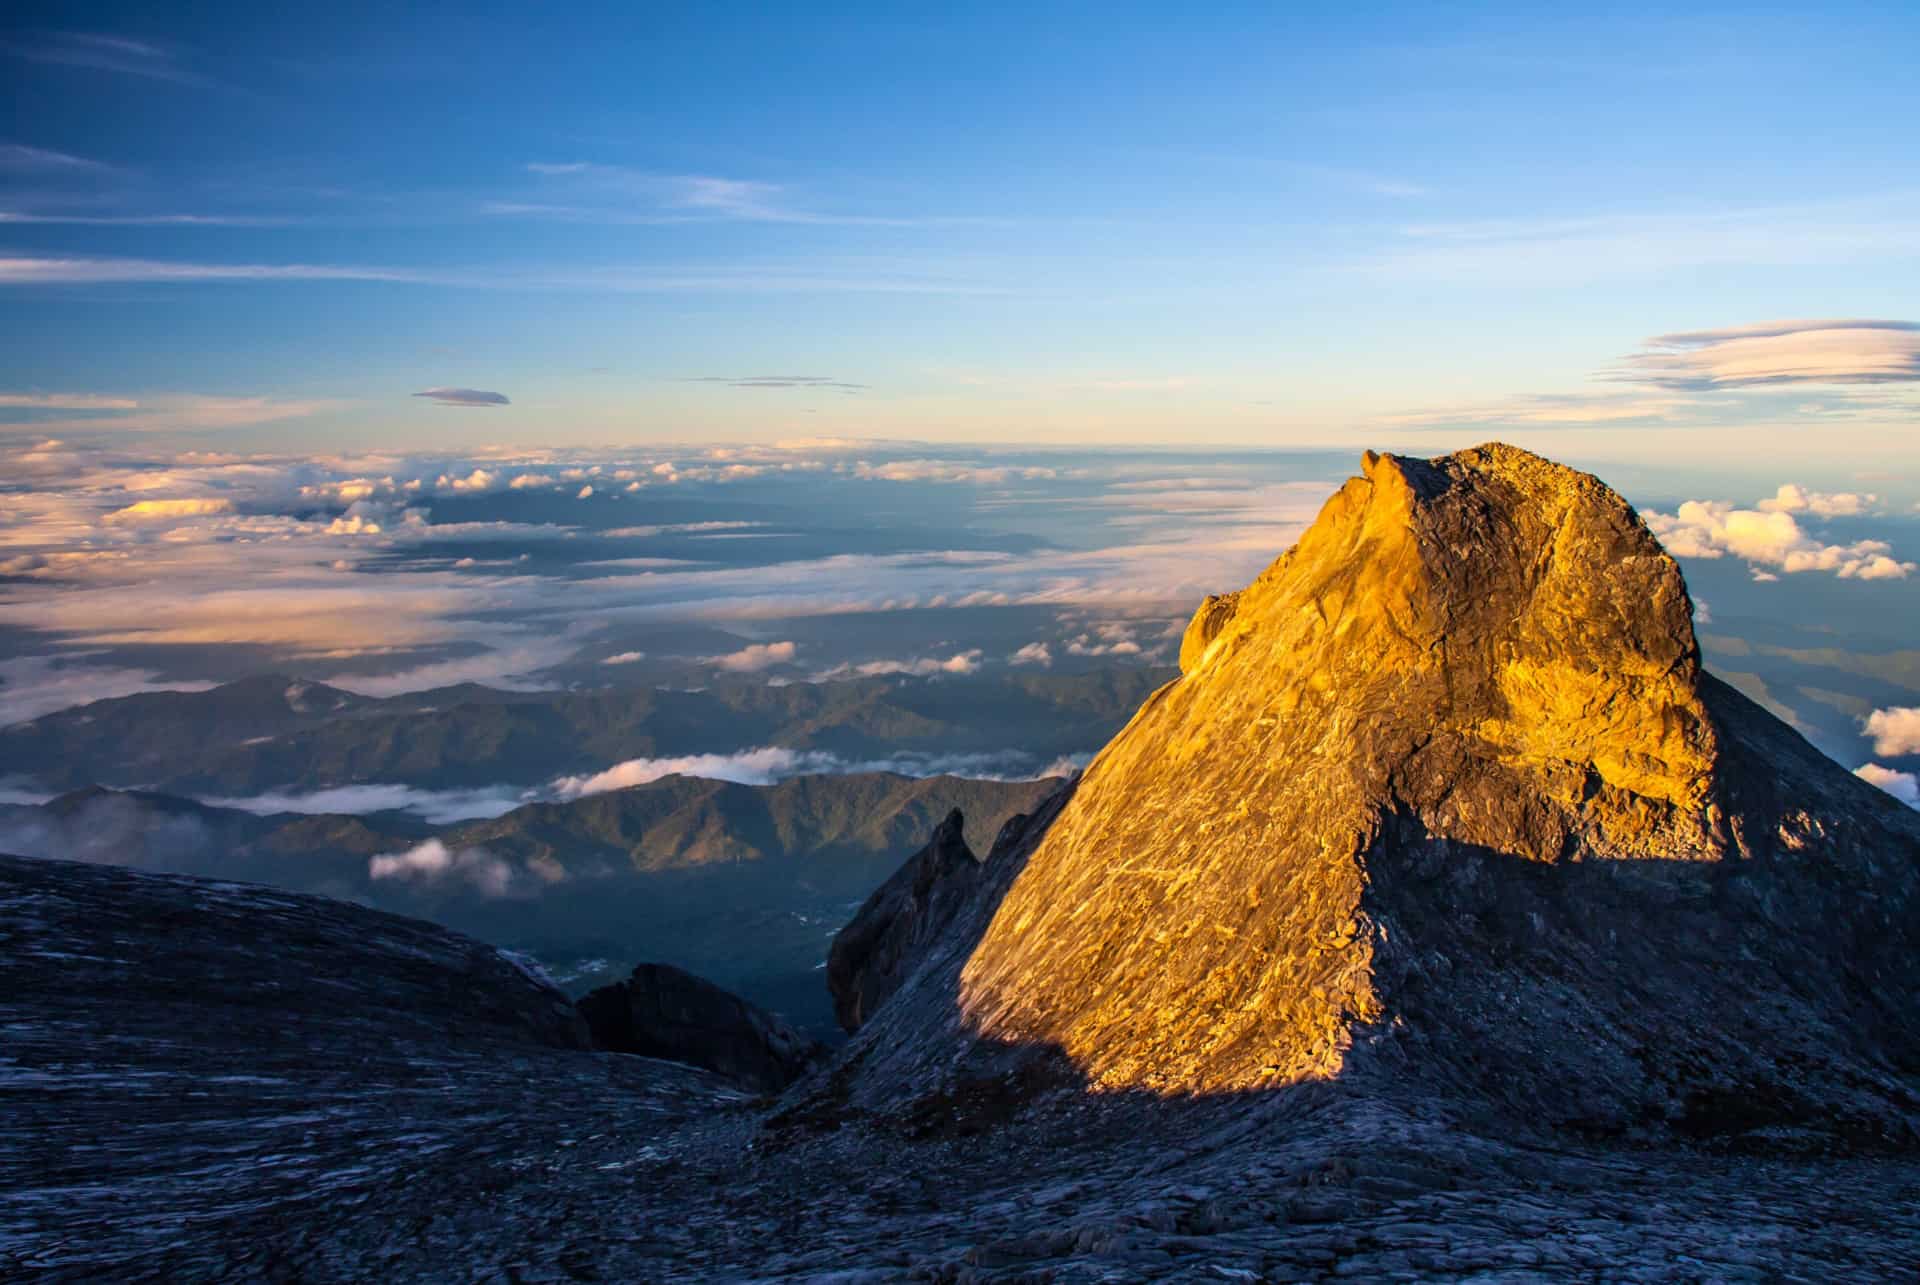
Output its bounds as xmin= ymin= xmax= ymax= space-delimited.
xmin=0 ymin=850 xmax=751 ymax=1277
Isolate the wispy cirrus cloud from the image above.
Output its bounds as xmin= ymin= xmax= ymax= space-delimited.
xmin=500 ymin=163 xmax=990 ymax=228
xmin=413 ymin=387 xmax=511 ymax=407
xmin=0 ymin=253 xmax=1006 ymax=296
xmin=3 ymin=31 xmax=213 ymax=87
xmin=687 ymin=375 xmax=867 ymax=392
xmin=0 ymin=393 xmax=139 ymax=410
xmin=0 ymin=211 xmax=292 ymax=227
xmin=1381 ymin=391 xmax=1698 ymax=430
xmin=0 ymin=392 xmax=339 ymax=434
xmin=0 ymin=255 xmax=424 ymax=286
xmin=1293 ymin=164 xmax=1430 ymax=199
xmin=0 ymin=142 xmax=117 ymax=173
xmin=1362 ymin=196 xmax=1920 ymax=284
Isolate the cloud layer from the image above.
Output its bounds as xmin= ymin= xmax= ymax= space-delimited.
xmin=546 ymin=745 xmax=1074 ymax=801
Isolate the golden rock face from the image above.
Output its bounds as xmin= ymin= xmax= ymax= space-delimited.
xmin=957 ymin=444 xmax=1723 ymax=1094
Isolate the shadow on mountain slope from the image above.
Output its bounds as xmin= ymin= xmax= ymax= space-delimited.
xmin=774 ymin=678 xmax=1920 ymax=1160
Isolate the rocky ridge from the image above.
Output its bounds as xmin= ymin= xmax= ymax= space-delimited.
xmin=827 ymin=806 xmax=1054 ymax=1032
xmin=578 ymin=962 xmax=825 ymax=1092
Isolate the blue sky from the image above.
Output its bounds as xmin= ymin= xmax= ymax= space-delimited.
xmin=1 ymin=5 xmax=1918 ymax=808
xmin=2 ymin=2 xmax=1919 ymax=465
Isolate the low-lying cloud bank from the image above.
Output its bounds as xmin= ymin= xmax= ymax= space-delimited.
xmin=193 ymin=746 xmax=1089 ymax=823
xmin=0 ymin=790 xmax=214 ymax=868
xmin=547 ymin=746 xmax=1082 ymax=800
xmin=0 ymin=656 xmax=216 ymax=726
xmin=0 ymin=437 xmax=1324 ymax=721
xmin=368 ymin=839 xmax=517 ymax=895
xmin=202 ymin=784 xmax=530 ymax=825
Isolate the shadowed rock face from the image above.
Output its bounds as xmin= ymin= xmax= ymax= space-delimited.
xmin=829 ymin=443 xmax=1920 ymax=1144
xmin=828 ymin=807 xmax=1042 ymax=1033
xmin=578 ymin=962 xmax=824 ymax=1092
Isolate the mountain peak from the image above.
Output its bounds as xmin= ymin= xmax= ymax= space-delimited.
xmin=962 ymin=443 xmax=1731 ymax=1093
xmin=830 ymin=445 xmax=1920 ymax=1141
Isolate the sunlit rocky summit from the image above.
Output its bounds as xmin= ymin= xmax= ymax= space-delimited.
xmin=834 ymin=442 xmax=1920 ymax=1146
xmin=8 ymin=444 xmax=1919 ymax=1279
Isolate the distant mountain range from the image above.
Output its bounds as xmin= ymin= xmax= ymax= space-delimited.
xmin=0 ymin=771 xmax=1060 ymax=1037
xmin=0 ymin=668 xmax=1169 ymax=793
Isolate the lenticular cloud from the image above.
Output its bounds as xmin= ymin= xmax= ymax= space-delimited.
xmin=412 ymin=387 xmax=511 ymax=407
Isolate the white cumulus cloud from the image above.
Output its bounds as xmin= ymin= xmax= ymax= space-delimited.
xmin=1755 ymin=483 xmax=1876 ymax=517
xmin=705 ymin=640 xmax=798 ymax=672
xmin=1643 ymin=498 xmax=1914 ymax=581
xmin=1855 ymin=763 xmax=1919 ymax=807
xmin=1011 ymin=642 xmax=1053 ymax=667
xmin=1864 ymin=706 xmax=1920 ymax=757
